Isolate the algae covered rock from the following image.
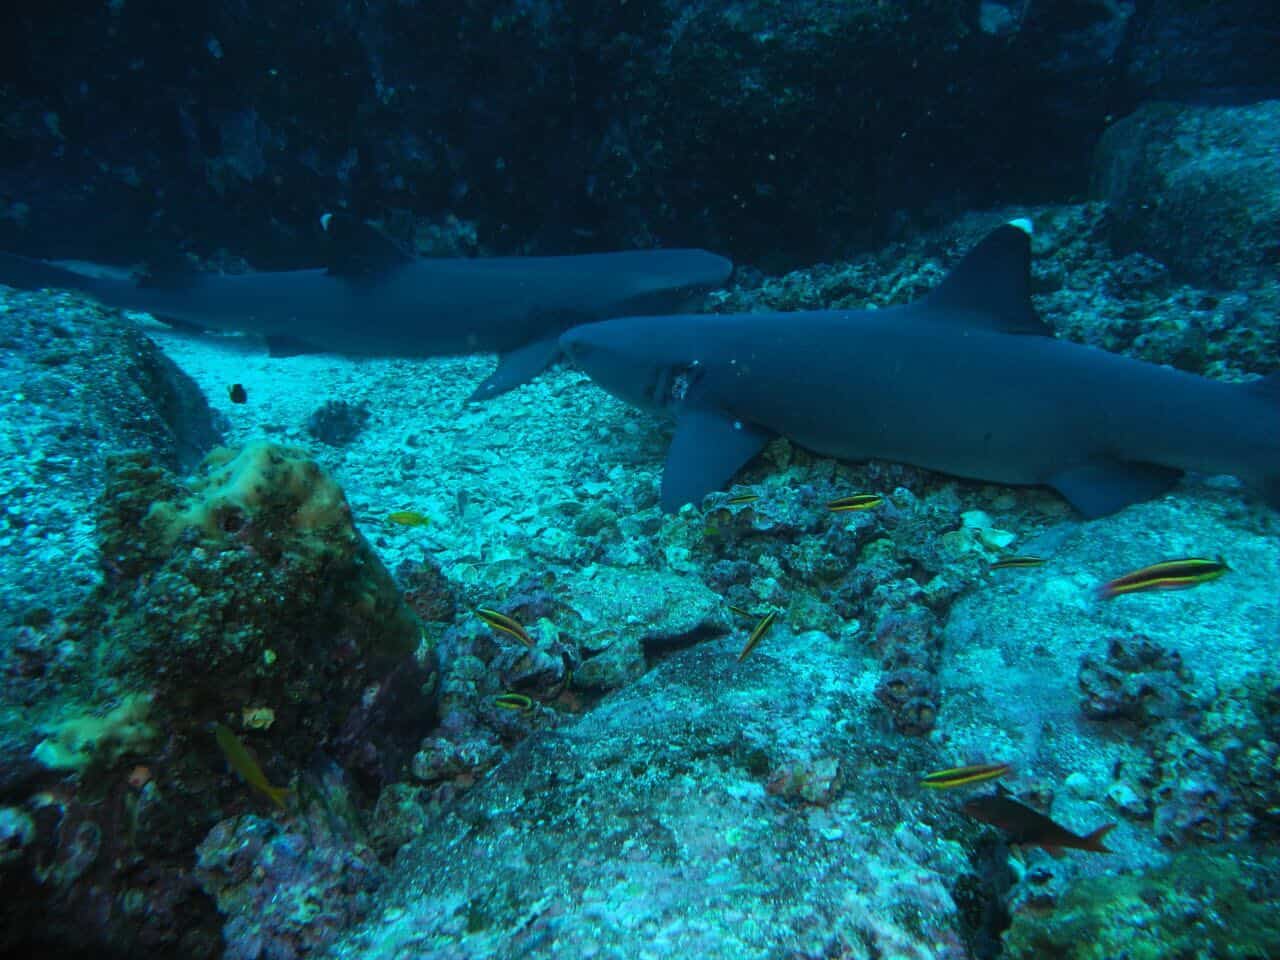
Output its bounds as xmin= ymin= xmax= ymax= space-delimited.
xmin=196 ymin=813 xmax=384 ymax=960
xmin=1002 ymin=846 xmax=1280 ymax=960
xmin=99 ymin=441 xmax=426 ymax=685
xmin=0 ymin=441 xmax=437 ymax=960
xmin=88 ymin=441 xmax=438 ymax=789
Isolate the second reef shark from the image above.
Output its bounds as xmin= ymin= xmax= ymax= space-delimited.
xmin=0 ymin=222 xmax=731 ymax=402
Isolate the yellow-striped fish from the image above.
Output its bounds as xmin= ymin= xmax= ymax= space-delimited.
xmin=725 ymin=492 xmax=760 ymax=505
xmin=991 ymin=556 xmax=1045 ymax=570
xmin=476 ymin=607 xmax=534 ymax=648
xmin=387 ymin=510 xmax=431 ymax=527
xmin=920 ymin=762 xmax=1011 ymax=790
xmin=214 ymin=723 xmax=291 ymax=809
xmin=1098 ymin=556 xmax=1229 ymax=599
xmin=493 ymin=692 xmax=535 ymax=713
xmin=828 ymin=494 xmax=883 ymax=512
xmin=737 ymin=610 xmax=778 ymax=662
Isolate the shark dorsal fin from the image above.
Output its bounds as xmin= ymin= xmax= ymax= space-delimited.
xmin=320 ymin=213 xmax=413 ymax=278
xmin=1248 ymin=371 xmax=1280 ymax=402
xmin=921 ymin=221 xmax=1050 ymax=336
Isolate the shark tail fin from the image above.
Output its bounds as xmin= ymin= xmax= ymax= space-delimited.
xmin=0 ymin=251 xmax=101 ymax=294
xmin=923 ymin=220 xmax=1051 ymax=336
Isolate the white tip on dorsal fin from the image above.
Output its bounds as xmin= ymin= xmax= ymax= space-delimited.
xmin=920 ymin=221 xmax=1049 ymax=336
xmin=1007 ymin=217 xmax=1033 ymax=236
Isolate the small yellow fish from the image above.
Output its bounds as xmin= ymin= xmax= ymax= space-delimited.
xmin=737 ymin=610 xmax=778 ymax=662
xmin=725 ymin=492 xmax=760 ymax=505
xmin=493 ymin=692 xmax=535 ymax=713
xmin=476 ymin=607 xmax=534 ymax=648
xmin=1098 ymin=556 xmax=1229 ymax=599
xmin=921 ymin=762 xmax=1012 ymax=790
xmin=387 ymin=510 xmax=431 ymax=527
xmin=990 ymin=556 xmax=1045 ymax=570
xmin=214 ymin=723 xmax=290 ymax=809
xmin=727 ymin=604 xmax=756 ymax=619
xmin=828 ymin=494 xmax=883 ymax=512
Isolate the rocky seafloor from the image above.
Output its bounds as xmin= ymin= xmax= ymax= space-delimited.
xmin=1 ymin=102 xmax=1279 ymax=960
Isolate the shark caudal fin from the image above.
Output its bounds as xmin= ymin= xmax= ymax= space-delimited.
xmin=922 ymin=220 xmax=1051 ymax=336
xmin=0 ymin=251 xmax=103 ymax=294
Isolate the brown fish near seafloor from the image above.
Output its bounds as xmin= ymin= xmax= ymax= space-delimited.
xmin=962 ymin=785 xmax=1115 ymax=857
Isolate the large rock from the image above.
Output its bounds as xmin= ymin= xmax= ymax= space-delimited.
xmin=329 ymin=632 xmax=972 ymax=959
xmin=1094 ymin=99 xmax=1280 ymax=286
xmin=0 ymin=287 xmax=220 ymax=628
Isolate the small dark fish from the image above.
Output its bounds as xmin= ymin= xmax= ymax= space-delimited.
xmin=725 ymin=492 xmax=760 ymax=505
xmin=493 ymin=692 xmax=535 ymax=713
xmin=476 ymin=607 xmax=534 ymax=648
xmin=737 ymin=609 xmax=777 ymax=662
xmin=990 ymin=556 xmax=1044 ymax=570
xmin=921 ymin=762 xmax=1011 ymax=789
xmin=228 ymin=383 xmax=248 ymax=404
xmin=727 ymin=604 xmax=756 ymax=619
xmin=963 ymin=785 xmax=1115 ymax=857
xmin=1098 ymin=556 xmax=1229 ymax=599
xmin=828 ymin=494 xmax=883 ymax=512
xmin=213 ymin=723 xmax=290 ymax=809
xmin=386 ymin=510 xmax=431 ymax=527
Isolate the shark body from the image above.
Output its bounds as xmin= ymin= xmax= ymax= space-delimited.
xmin=0 ymin=247 xmax=732 ymax=401
xmin=560 ymin=222 xmax=1280 ymax=515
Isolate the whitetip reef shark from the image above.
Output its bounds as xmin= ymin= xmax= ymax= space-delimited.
xmin=0 ymin=237 xmax=732 ymax=402
xmin=560 ymin=220 xmax=1280 ymax=516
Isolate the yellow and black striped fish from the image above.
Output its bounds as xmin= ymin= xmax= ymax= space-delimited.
xmin=828 ymin=494 xmax=883 ymax=512
xmin=990 ymin=556 xmax=1044 ymax=570
xmin=736 ymin=610 xmax=778 ymax=662
xmin=1098 ymin=556 xmax=1229 ymax=599
xmin=476 ymin=607 xmax=534 ymax=647
xmin=920 ymin=762 xmax=1011 ymax=790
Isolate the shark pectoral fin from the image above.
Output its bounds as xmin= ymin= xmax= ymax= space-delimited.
xmin=1047 ymin=460 xmax=1183 ymax=518
xmin=150 ymin=313 xmax=209 ymax=334
xmin=264 ymin=334 xmax=325 ymax=357
xmin=660 ymin=410 xmax=771 ymax=513
xmin=466 ymin=335 xmax=563 ymax=403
